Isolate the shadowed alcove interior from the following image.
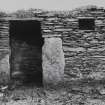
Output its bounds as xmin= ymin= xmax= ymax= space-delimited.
xmin=79 ymin=18 xmax=95 ymax=30
xmin=9 ymin=20 xmax=44 ymax=86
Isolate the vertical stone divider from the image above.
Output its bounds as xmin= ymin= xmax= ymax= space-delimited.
xmin=42 ymin=37 xmax=65 ymax=89
xmin=0 ymin=20 xmax=10 ymax=85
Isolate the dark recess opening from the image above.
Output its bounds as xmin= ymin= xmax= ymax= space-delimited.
xmin=9 ymin=20 xmax=44 ymax=86
xmin=79 ymin=18 xmax=95 ymax=30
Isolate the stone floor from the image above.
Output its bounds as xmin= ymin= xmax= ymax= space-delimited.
xmin=0 ymin=78 xmax=105 ymax=105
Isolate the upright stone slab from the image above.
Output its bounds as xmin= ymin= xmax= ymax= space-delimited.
xmin=42 ymin=37 xmax=65 ymax=89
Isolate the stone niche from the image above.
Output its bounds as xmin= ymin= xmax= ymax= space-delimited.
xmin=9 ymin=20 xmax=44 ymax=86
xmin=42 ymin=37 xmax=65 ymax=89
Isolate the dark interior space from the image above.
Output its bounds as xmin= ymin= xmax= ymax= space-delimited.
xmin=79 ymin=18 xmax=95 ymax=30
xmin=9 ymin=20 xmax=44 ymax=86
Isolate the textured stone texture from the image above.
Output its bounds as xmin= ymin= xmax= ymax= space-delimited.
xmin=0 ymin=54 xmax=10 ymax=85
xmin=1 ymin=6 xmax=105 ymax=85
xmin=0 ymin=20 xmax=9 ymax=85
xmin=85 ymin=99 xmax=105 ymax=105
xmin=42 ymin=37 xmax=65 ymax=88
xmin=38 ymin=6 xmax=105 ymax=81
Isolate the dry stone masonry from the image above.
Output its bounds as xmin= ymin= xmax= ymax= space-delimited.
xmin=0 ymin=5 xmax=105 ymax=87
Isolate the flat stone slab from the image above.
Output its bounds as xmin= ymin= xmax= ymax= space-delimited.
xmin=42 ymin=37 xmax=65 ymax=88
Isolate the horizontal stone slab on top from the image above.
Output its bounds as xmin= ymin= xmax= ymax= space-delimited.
xmin=54 ymin=28 xmax=73 ymax=32
xmin=63 ymin=47 xmax=85 ymax=52
xmin=43 ymin=29 xmax=52 ymax=33
xmin=64 ymin=18 xmax=78 ymax=22
xmin=42 ymin=34 xmax=61 ymax=38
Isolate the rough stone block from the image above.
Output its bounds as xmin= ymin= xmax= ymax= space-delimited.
xmin=42 ymin=37 xmax=65 ymax=89
xmin=0 ymin=54 xmax=10 ymax=85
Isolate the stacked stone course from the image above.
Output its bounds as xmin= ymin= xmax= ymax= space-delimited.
xmin=0 ymin=5 xmax=105 ymax=85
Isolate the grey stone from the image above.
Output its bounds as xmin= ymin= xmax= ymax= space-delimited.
xmin=0 ymin=54 xmax=10 ymax=84
xmin=89 ymin=72 xmax=105 ymax=80
xmin=85 ymin=99 xmax=105 ymax=105
xmin=42 ymin=37 xmax=65 ymax=88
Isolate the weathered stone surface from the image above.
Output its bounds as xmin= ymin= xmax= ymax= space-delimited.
xmin=1 ymin=6 xmax=105 ymax=84
xmin=42 ymin=37 xmax=65 ymax=88
xmin=89 ymin=72 xmax=105 ymax=80
xmin=0 ymin=54 xmax=10 ymax=85
xmin=85 ymin=99 xmax=105 ymax=105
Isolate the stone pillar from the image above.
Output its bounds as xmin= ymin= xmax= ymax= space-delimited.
xmin=42 ymin=37 xmax=65 ymax=89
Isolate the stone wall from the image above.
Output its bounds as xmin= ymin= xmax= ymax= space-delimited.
xmin=0 ymin=6 xmax=105 ymax=85
xmin=41 ymin=6 xmax=105 ymax=81
xmin=0 ymin=19 xmax=9 ymax=85
xmin=62 ymin=8 xmax=105 ymax=80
